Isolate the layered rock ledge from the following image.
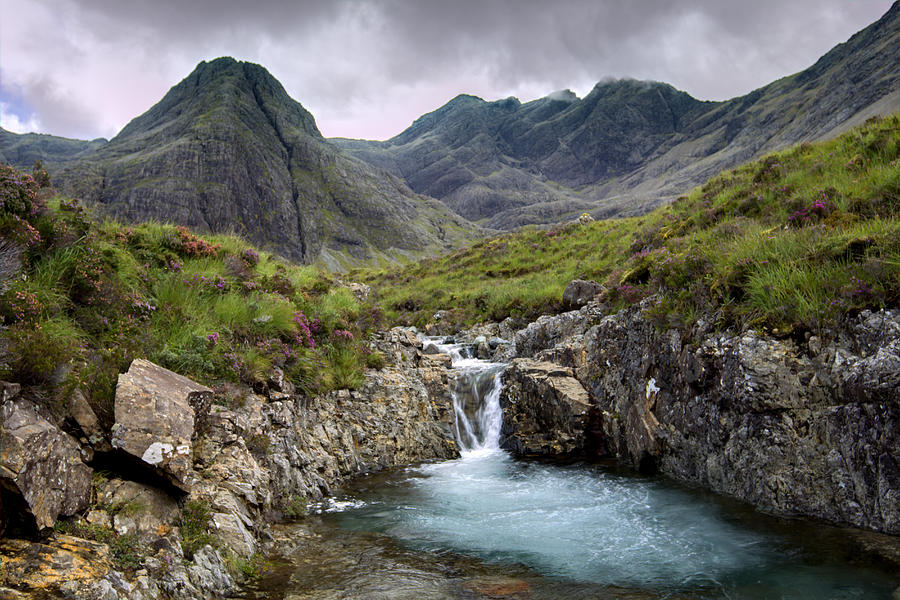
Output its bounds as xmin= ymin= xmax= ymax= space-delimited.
xmin=506 ymin=299 xmax=900 ymax=535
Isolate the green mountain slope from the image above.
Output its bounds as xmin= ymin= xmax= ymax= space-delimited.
xmin=0 ymin=128 xmax=106 ymax=166
xmin=51 ymin=58 xmax=482 ymax=268
xmin=360 ymin=114 xmax=900 ymax=333
xmin=336 ymin=1 xmax=899 ymax=229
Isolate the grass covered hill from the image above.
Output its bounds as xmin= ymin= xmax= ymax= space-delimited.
xmin=359 ymin=114 xmax=900 ymax=336
xmin=0 ymin=165 xmax=381 ymax=424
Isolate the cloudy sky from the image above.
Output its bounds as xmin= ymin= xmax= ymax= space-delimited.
xmin=0 ymin=0 xmax=893 ymax=141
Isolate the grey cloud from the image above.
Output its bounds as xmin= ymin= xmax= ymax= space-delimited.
xmin=1 ymin=0 xmax=892 ymax=140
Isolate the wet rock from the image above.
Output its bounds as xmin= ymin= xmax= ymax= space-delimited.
xmin=500 ymin=359 xmax=591 ymax=456
xmin=464 ymin=576 xmax=531 ymax=598
xmin=513 ymin=301 xmax=900 ymax=533
xmin=0 ymin=398 xmax=92 ymax=529
xmin=423 ymin=342 xmax=442 ymax=355
xmin=562 ymin=279 xmax=604 ymax=310
xmin=111 ymin=359 xmax=212 ymax=491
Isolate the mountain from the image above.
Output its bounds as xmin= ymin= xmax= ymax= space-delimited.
xmin=335 ymin=1 xmax=899 ymax=229
xmin=51 ymin=58 xmax=482 ymax=268
xmin=0 ymin=128 xmax=106 ymax=167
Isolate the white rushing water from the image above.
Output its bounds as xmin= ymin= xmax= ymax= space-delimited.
xmin=430 ymin=337 xmax=505 ymax=454
xmin=329 ymin=338 xmax=897 ymax=598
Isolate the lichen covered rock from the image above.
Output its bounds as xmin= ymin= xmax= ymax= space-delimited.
xmin=1 ymin=397 xmax=92 ymax=529
xmin=111 ymin=359 xmax=212 ymax=491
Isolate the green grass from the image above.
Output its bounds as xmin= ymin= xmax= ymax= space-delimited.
xmin=357 ymin=114 xmax=900 ymax=334
xmin=0 ymin=165 xmax=375 ymax=422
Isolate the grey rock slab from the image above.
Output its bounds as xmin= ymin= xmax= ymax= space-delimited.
xmin=0 ymin=398 xmax=92 ymax=529
xmin=111 ymin=359 xmax=212 ymax=491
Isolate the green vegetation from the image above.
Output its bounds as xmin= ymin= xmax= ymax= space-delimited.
xmin=53 ymin=520 xmax=146 ymax=573
xmin=359 ymin=115 xmax=900 ymax=335
xmin=0 ymin=164 xmax=374 ymax=423
xmin=177 ymin=499 xmax=215 ymax=559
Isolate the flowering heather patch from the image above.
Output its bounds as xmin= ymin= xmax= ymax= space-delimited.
xmin=7 ymin=291 xmax=43 ymax=323
xmin=176 ymin=226 xmax=220 ymax=257
xmin=241 ymin=248 xmax=259 ymax=267
xmin=0 ymin=164 xmax=40 ymax=218
xmin=183 ymin=273 xmax=227 ymax=292
xmin=788 ymin=193 xmax=834 ymax=227
xmin=292 ymin=311 xmax=316 ymax=348
xmin=331 ymin=329 xmax=354 ymax=342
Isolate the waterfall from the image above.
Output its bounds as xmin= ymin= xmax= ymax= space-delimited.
xmin=425 ymin=338 xmax=505 ymax=454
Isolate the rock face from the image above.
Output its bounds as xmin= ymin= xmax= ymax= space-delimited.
xmin=337 ymin=3 xmax=899 ymax=229
xmin=0 ymin=396 xmax=92 ymax=529
xmin=506 ymin=301 xmax=900 ymax=534
xmin=499 ymin=359 xmax=590 ymax=456
xmin=194 ymin=327 xmax=456 ymax=510
xmin=111 ymin=358 xmax=213 ymax=491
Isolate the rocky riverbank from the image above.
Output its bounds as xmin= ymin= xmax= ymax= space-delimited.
xmin=0 ymin=328 xmax=457 ymax=599
xmin=496 ymin=294 xmax=900 ymax=536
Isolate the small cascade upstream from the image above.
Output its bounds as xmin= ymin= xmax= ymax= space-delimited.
xmin=425 ymin=337 xmax=505 ymax=453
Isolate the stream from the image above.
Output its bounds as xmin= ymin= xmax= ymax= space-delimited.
xmin=243 ymin=338 xmax=900 ymax=599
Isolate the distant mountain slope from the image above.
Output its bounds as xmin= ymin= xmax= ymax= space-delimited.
xmin=336 ymin=1 xmax=899 ymax=229
xmin=0 ymin=128 xmax=106 ymax=167
xmin=52 ymin=58 xmax=482 ymax=267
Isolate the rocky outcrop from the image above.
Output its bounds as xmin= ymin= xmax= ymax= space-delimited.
xmin=561 ymin=279 xmax=604 ymax=310
xmin=0 ymin=327 xmax=457 ymax=599
xmin=111 ymin=359 xmax=212 ymax=491
xmin=499 ymin=359 xmax=590 ymax=456
xmin=505 ymin=300 xmax=900 ymax=534
xmin=0 ymin=534 xmax=122 ymax=599
xmin=1 ymin=395 xmax=92 ymax=530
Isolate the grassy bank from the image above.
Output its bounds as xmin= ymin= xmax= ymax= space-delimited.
xmin=359 ymin=114 xmax=900 ymax=335
xmin=0 ymin=164 xmax=376 ymax=423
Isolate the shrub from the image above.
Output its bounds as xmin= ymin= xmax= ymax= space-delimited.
xmin=178 ymin=499 xmax=215 ymax=559
xmin=2 ymin=318 xmax=84 ymax=383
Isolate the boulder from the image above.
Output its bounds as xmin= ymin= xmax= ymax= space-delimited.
xmin=346 ymin=282 xmax=371 ymax=302
xmin=0 ymin=398 xmax=92 ymax=529
xmin=67 ymin=389 xmax=111 ymax=452
xmin=562 ymin=279 xmax=604 ymax=310
xmin=500 ymin=359 xmax=591 ymax=456
xmin=111 ymin=359 xmax=212 ymax=491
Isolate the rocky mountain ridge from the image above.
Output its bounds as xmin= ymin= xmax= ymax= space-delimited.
xmin=337 ymin=1 xmax=900 ymax=228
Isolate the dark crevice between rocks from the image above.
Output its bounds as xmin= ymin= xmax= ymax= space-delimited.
xmin=89 ymin=451 xmax=189 ymax=500
xmin=1 ymin=483 xmax=39 ymax=539
xmin=638 ymin=451 xmax=658 ymax=475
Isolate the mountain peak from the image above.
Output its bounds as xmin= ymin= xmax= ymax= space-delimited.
xmin=112 ymin=57 xmax=321 ymax=145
